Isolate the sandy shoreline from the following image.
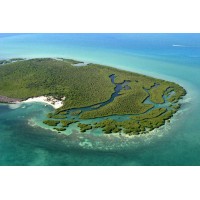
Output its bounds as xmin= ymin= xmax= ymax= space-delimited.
xmin=22 ymin=96 xmax=65 ymax=109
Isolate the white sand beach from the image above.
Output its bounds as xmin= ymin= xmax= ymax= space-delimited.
xmin=23 ymin=96 xmax=65 ymax=109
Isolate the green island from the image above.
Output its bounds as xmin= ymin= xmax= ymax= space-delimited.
xmin=0 ymin=58 xmax=186 ymax=135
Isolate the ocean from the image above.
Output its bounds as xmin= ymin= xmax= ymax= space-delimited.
xmin=0 ymin=33 xmax=200 ymax=165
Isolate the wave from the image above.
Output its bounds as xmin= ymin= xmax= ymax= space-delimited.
xmin=8 ymin=103 xmax=22 ymax=109
xmin=172 ymin=44 xmax=200 ymax=48
xmin=28 ymin=119 xmax=37 ymax=127
xmin=172 ymin=44 xmax=186 ymax=47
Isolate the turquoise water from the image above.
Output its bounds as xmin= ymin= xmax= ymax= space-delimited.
xmin=0 ymin=33 xmax=200 ymax=165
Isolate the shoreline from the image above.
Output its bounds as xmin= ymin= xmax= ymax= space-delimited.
xmin=0 ymin=96 xmax=22 ymax=104
xmin=22 ymin=96 xmax=65 ymax=109
xmin=0 ymin=95 xmax=64 ymax=109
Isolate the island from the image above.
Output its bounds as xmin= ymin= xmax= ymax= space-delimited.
xmin=0 ymin=58 xmax=186 ymax=135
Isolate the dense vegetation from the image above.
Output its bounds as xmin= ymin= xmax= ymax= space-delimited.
xmin=60 ymin=119 xmax=78 ymax=127
xmin=43 ymin=120 xmax=60 ymax=126
xmin=53 ymin=127 xmax=66 ymax=132
xmin=0 ymin=58 xmax=114 ymax=109
xmin=130 ymin=108 xmax=167 ymax=121
xmin=70 ymin=110 xmax=82 ymax=116
xmin=78 ymin=123 xmax=93 ymax=132
xmin=0 ymin=58 xmax=186 ymax=135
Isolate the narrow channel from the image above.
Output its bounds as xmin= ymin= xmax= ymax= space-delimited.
xmin=58 ymin=75 xmax=178 ymax=121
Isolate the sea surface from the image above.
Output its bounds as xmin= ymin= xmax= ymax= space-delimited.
xmin=0 ymin=33 xmax=200 ymax=166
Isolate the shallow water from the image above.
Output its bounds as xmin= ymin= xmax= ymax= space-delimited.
xmin=0 ymin=33 xmax=200 ymax=165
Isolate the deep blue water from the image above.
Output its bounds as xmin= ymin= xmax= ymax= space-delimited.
xmin=0 ymin=33 xmax=200 ymax=165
